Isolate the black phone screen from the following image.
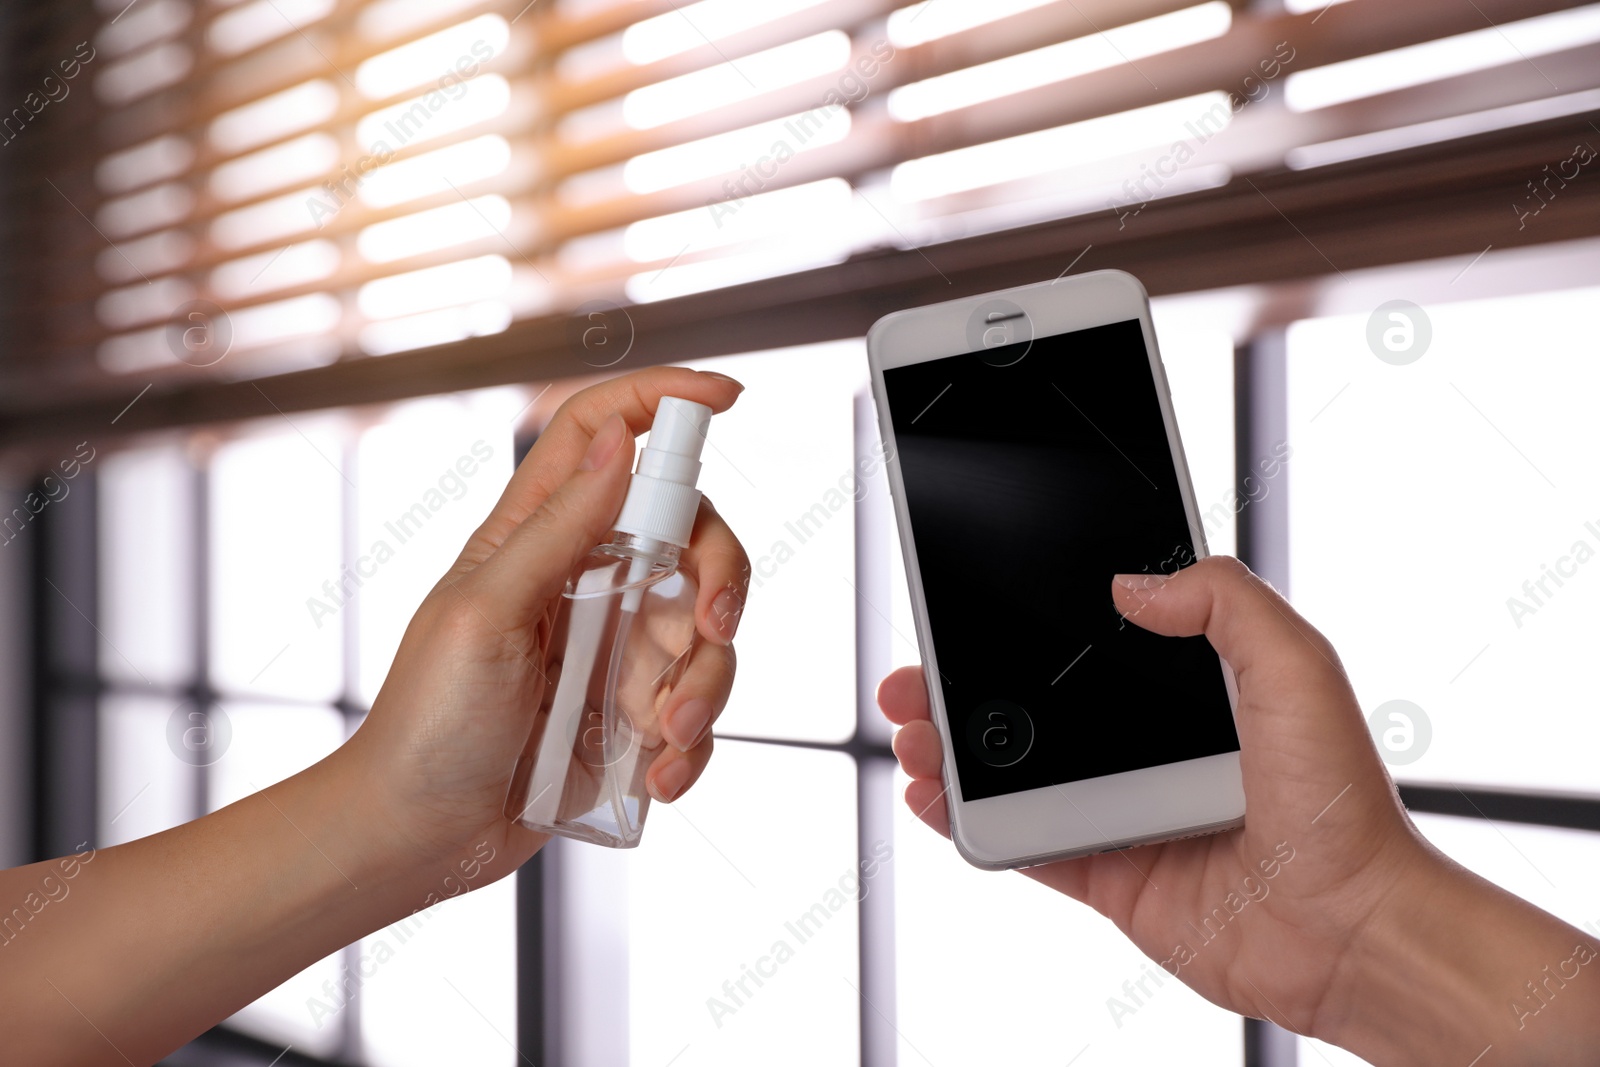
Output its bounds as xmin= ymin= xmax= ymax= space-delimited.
xmin=881 ymin=317 xmax=1240 ymax=802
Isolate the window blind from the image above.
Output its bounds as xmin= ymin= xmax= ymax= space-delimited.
xmin=1 ymin=0 xmax=1597 ymax=439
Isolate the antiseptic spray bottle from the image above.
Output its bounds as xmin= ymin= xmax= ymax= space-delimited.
xmin=506 ymin=397 xmax=712 ymax=848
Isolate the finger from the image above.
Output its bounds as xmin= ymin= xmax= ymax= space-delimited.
xmin=877 ymin=665 xmax=931 ymax=726
xmin=904 ymin=779 xmax=952 ymax=838
xmin=660 ymin=639 xmax=736 ymax=752
xmin=648 ymin=735 xmax=713 ymax=804
xmin=461 ymin=368 xmax=744 ymax=566
xmin=891 ymin=719 xmax=944 ymax=780
xmin=680 ymin=496 xmax=749 ymax=646
xmin=461 ymin=413 xmax=634 ymax=628
xmin=1109 ymin=555 xmax=1384 ymax=795
xmin=1109 ymin=556 xmax=1347 ymax=692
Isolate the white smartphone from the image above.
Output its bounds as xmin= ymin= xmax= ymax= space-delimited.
xmin=867 ymin=270 xmax=1244 ymax=870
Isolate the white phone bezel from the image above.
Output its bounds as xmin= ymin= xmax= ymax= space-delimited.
xmin=867 ymin=269 xmax=1244 ymax=871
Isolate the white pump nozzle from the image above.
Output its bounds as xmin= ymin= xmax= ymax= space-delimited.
xmin=613 ymin=397 xmax=712 ymax=549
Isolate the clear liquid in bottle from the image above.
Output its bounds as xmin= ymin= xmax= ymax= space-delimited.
xmin=504 ymin=395 xmax=714 ymax=849
xmin=506 ymin=534 xmax=697 ymax=847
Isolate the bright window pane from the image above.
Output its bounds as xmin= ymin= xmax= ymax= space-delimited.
xmin=209 ymin=421 xmax=346 ymax=702
xmin=231 ymin=948 xmax=347 ymax=1060
xmin=205 ymin=702 xmax=345 ymax=809
xmin=623 ymin=741 xmax=860 ymax=1065
xmin=208 ymin=702 xmax=347 ymax=1053
xmin=884 ymin=487 xmax=920 ymax=671
xmin=97 ymin=694 xmax=194 ymax=847
xmin=854 ymin=387 xmax=914 ymax=745
xmin=1299 ymin=1035 xmax=1374 ymax=1065
xmin=893 ymin=768 xmax=1245 ymax=1062
xmin=1414 ymin=813 xmax=1600 ymax=942
xmin=1302 ymin=813 xmax=1600 ymax=1065
xmin=355 ymin=391 xmax=518 ymax=706
xmin=1150 ymin=303 xmax=1237 ymax=559
xmin=98 ymin=443 xmax=195 ymax=687
xmin=1287 ymin=287 xmax=1600 ymax=792
xmin=681 ymin=343 xmax=863 ymax=743
xmin=360 ymin=878 xmax=517 ymax=1067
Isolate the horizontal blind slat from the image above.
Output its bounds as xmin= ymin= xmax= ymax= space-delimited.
xmin=6 ymin=0 xmax=1598 ymax=404
xmin=6 ymin=111 xmax=1595 ymax=442
xmin=39 ymin=0 xmax=1591 ymax=282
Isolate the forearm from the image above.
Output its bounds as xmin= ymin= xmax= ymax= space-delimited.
xmin=1317 ymin=849 xmax=1600 ymax=1065
xmin=0 ymin=754 xmax=429 ymax=1065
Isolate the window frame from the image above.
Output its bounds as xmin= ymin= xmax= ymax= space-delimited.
xmin=21 ymin=295 xmax=1600 ymax=1067
xmin=12 ymin=0 xmax=1600 ymax=1061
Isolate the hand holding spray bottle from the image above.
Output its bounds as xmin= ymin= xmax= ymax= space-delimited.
xmin=506 ymin=397 xmax=713 ymax=848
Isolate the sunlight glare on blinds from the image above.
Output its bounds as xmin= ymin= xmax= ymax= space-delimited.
xmin=624 ymin=31 xmax=852 ymax=129
xmin=357 ymin=196 xmax=513 ymax=263
xmin=208 ymin=80 xmax=340 ymax=154
xmin=355 ymin=14 xmax=511 ymax=98
xmin=209 ymin=134 xmax=341 ymax=203
xmin=622 ymin=0 xmax=831 ymax=63
xmin=888 ymin=3 xmax=1232 ymax=122
xmin=624 ymin=110 xmax=852 ymax=193
xmin=356 ymin=75 xmax=513 ymax=152
xmin=94 ymin=134 xmax=194 ymax=193
xmin=207 ymin=0 xmax=337 ymax=56
xmin=891 ymin=92 xmax=1233 ymax=202
xmin=357 ymin=254 xmax=512 ymax=319
xmin=77 ymin=0 xmax=1600 ymax=390
xmin=95 ymin=0 xmax=191 ymax=57
xmin=887 ymin=0 xmax=1057 ymax=47
xmin=1285 ymin=6 xmax=1600 ymax=111
xmin=356 ymin=134 xmax=513 ymax=208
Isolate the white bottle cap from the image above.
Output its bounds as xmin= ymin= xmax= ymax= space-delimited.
xmin=613 ymin=397 xmax=712 ymax=548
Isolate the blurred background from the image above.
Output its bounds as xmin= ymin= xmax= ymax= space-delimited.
xmin=1 ymin=0 xmax=1598 ymax=1063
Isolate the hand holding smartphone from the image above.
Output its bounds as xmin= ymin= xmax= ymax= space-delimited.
xmin=867 ymin=270 xmax=1243 ymax=869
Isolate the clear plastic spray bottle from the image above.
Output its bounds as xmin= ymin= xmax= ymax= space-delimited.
xmin=506 ymin=397 xmax=712 ymax=848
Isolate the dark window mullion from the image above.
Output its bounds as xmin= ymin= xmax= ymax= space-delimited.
xmin=1234 ymin=332 xmax=1291 ymax=594
xmin=858 ymin=757 xmax=898 ymax=1067
xmin=1237 ymin=332 xmax=1298 ymax=1067
xmin=337 ymin=434 xmax=366 ymax=1063
xmin=511 ymin=430 xmax=554 ymax=1065
xmin=855 ymin=382 xmax=900 ymax=1065
xmin=193 ymin=457 xmax=211 ymax=825
xmin=1399 ymin=785 xmax=1600 ymax=833
xmin=32 ymin=467 xmax=100 ymax=861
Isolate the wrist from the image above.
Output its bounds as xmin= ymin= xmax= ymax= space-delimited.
xmin=1316 ymin=831 xmax=1600 ymax=1065
xmin=313 ymin=729 xmax=518 ymax=908
xmin=1313 ymin=840 xmax=1495 ymax=1062
xmin=286 ymin=744 xmax=440 ymax=920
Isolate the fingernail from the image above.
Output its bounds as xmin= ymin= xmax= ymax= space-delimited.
xmin=650 ymin=759 xmax=692 ymax=803
xmin=579 ymin=413 xmax=626 ymax=471
xmin=700 ymin=370 xmax=745 ymax=392
xmin=1113 ymin=573 xmax=1166 ymax=591
xmin=665 ymin=697 xmax=713 ymax=752
xmin=710 ymin=585 xmax=744 ymax=643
